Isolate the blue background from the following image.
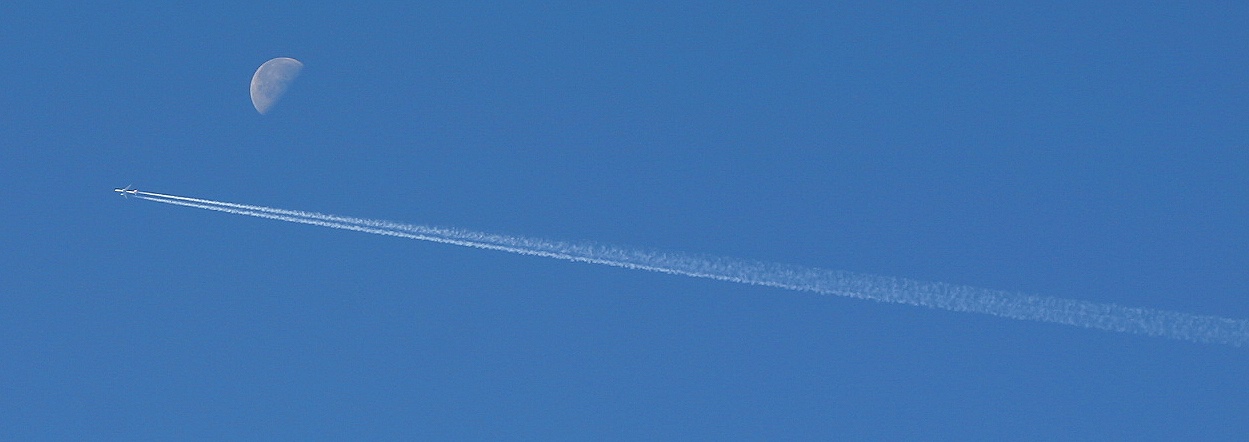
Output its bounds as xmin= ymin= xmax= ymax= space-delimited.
xmin=2 ymin=2 xmax=1247 ymax=439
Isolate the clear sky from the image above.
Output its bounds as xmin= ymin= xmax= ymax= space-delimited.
xmin=2 ymin=2 xmax=1247 ymax=439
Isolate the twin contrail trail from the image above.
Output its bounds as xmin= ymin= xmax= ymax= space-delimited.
xmin=132 ymin=190 xmax=1249 ymax=347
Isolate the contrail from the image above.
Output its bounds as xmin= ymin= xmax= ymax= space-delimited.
xmin=133 ymin=191 xmax=1249 ymax=347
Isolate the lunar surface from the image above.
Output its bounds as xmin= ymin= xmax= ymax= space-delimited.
xmin=250 ymin=57 xmax=304 ymax=114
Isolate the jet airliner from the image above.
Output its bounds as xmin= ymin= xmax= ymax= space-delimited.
xmin=114 ymin=186 xmax=138 ymax=197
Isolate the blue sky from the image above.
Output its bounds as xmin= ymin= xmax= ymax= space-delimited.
xmin=2 ymin=1 xmax=1247 ymax=439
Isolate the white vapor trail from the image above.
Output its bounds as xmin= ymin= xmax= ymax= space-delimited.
xmin=133 ymin=191 xmax=1249 ymax=347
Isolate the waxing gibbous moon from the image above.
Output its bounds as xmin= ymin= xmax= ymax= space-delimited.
xmin=250 ymin=57 xmax=304 ymax=114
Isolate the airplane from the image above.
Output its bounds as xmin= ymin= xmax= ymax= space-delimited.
xmin=114 ymin=185 xmax=138 ymax=198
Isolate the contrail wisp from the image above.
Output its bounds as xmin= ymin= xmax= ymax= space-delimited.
xmin=133 ymin=191 xmax=1249 ymax=347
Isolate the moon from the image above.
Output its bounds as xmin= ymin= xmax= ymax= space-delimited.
xmin=250 ymin=57 xmax=304 ymax=114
